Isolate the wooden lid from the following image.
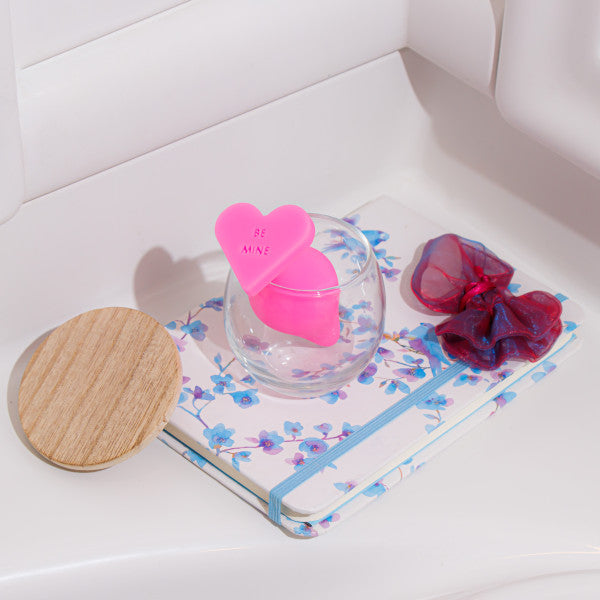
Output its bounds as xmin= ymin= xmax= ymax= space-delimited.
xmin=18 ymin=307 xmax=182 ymax=470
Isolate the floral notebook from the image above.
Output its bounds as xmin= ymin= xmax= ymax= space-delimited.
xmin=159 ymin=196 xmax=583 ymax=537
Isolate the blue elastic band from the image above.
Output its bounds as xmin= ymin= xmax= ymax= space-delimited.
xmin=268 ymin=360 xmax=468 ymax=524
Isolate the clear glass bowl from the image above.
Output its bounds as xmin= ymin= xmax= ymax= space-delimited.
xmin=224 ymin=213 xmax=385 ymax=397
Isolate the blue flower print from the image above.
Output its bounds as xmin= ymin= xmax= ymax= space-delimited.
xmin=203 ymin=297 xmax=223 ymax=311
xmin=299 ymin=438 xmax=329 ymax=456
xmin=211 ymin=373 xmax=235 ymax=394
xmin=255 ymin=430 xmax=284 ymax=455
xmin=374 ymin=347 xmax=394 ymax=363
xmin=425 ymin=420 xmax=445 ymax=434
xmin=294 ymin=522 xmax=317 ymax=537
xmin=453 ymin=373 xmax=482 ymax=387
xmin=320 ymin=389 xmax=348 ymax=404
xmin=184 ymin=448 xmax=207 ymax=468
xmin=356 ymin=336 xmax=377 ymax=350
xmin=285 ymin=452 xmax=314 ymax=471
xmin=340 ymin=422 xmax=360 ymax=438
xmin=181 ymin=320 xmax=208 ymax=341
xmin=203 ymin=423 xmax=235 ymax=451
xmin=408 ymin=323 xmax=450 ymax=376
xmin=314 ymin=423 xmax=332 ymax=436
xmin=353 ymin=315 xmax=376 ymax=334
xmin=486 ymin=368 xmax=514 ymax=391
xmin=380 ymin=266 xmax=401 ymax=281
xmin=564 ymin=321 xmax=577 ymax=332
xmin=339 ymin=305 xmax=355 ymax=321
xmin=334 ymin=480 xmax=357 ymax=493
xmin=319 ymin=513 xmax=340 ymax=529
xmin=229 ymin=389 xmax=260 ymax=409
xmin=363 ymin=480 xmax=386 ymax=497
xmin=384 ymin=379 xmax=410 ymax=395
xmin=416 ymin=392 xmax=453 ymax=411
xmin=292 ymin=368 xmax=311 ymax=379
xmin=343 ymin=351 xmax=365 ymax=364
xmin=532 ymin=361 xmax=556 ymax=382
xmin=165 ymin=321 xmax=177 ymax=330
xmin=494 ymin=391 xmax=517 ymax=409
xmin=352 ymin=300 xmax=373 ymax=311
xmin=324 ymin=230 xmax=367 ymax=258
xmin=358 ymin=363 xmax=377 ymax=384
xmin=178 ymin=391 xmax=188 ymax=404
xmin=184 ymin=385 xmax=215 ymax=402
xmin=393 ymin=357 xmax=426 ymax=382
xmin=242 ymin=334 xmax=269 ymax=353
xmin=361 ymin=230 xmax=389 ymax=247
xmin=231 ymin=451 xmax=251 ymax=471
xmin=284 ymin=421 xmax=304 ymax=437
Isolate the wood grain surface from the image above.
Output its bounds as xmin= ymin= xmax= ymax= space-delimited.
xmin=18 ymin=307 xmax=182 ymax=470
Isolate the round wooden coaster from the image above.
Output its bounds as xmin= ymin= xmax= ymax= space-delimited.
xmin=18 ymin=307 xmax=182 ymax=470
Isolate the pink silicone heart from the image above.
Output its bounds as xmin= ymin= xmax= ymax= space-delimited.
xmin=215 ymin=203 xmax=315 ymax=296
xmin=249 ymin=246 xmax=340 ymax=346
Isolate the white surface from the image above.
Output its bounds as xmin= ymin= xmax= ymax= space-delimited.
xmin=0 ymin=0 xmax=24 ymax=225
xmin=10 ymin=0 xmax=187 ymax=68
xmin=17 ymin=0 xmax=408 ymax=200
xmin=0 ymin=0 xmax=501 ymax=218
xmin=1 ymin=50 xmax=600 ymax=598
xmin=408 ymin=0 xmax=502 ymax=96
xmin=496 ymin=0 xmax=600 ymax=179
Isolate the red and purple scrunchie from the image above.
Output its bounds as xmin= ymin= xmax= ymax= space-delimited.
xmin=411 ymin=234 xmax=562 ymax=370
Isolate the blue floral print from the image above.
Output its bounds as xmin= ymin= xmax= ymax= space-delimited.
xmin=320 ymin=389 xmax=348 ymax=404
xmin=231 ymin=451 xmax=251 ymax=471
xmin=210 ymin=373 xmax=235 ymax=394
xmin=358 ymin=363 xmax=377 ymax=384
xmin=314 ymin=423 xmax=333 ymax=436
xmin=228 ymin=389 xmax=260 ymax=409
xmin=181 ymin=320 xmax=208 ymax=341
xmin=334 ymin=480 xmax=357 ymax=493
xmin=453 ymin=373 xmax=482 ymax=387
xmin=255 ymin=430 xmax=285 ymax=455
xmin=284 ymin=421 xmax=304 ymax=437
xmin=363 ymin=480 xmax=386 ymax=497
xmin=203 ymin=423 xmax=235 ymax=451
xmin=299 ymin=438 xmax=329 ymax=456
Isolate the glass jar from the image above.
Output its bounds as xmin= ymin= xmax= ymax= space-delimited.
xmin=224 ymin=214 xmax=385 ymax=397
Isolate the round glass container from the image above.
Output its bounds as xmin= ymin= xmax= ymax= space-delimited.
xmin=224 ymin=214 xmax=385 ymax=397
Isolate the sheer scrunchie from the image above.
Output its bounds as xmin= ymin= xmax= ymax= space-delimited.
xmin=411 ymin=234 xmax=562 ymax=370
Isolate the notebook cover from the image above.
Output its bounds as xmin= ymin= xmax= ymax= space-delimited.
xmin=160 ymin=196 xmax=583 ymax=536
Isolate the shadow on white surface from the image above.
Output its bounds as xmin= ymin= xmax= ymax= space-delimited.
xmin=403 ymin=51 xmax=600 ymax=249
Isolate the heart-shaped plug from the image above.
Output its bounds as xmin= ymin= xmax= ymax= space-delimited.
xmin=249 ymin=246 xmax=340 ymax=346
xmin=215 ymin=204 xmax=315 ymax=296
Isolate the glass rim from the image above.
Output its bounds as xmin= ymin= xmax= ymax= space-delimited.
xmin=265 ymin=212 xmax=376 ymax=294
